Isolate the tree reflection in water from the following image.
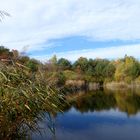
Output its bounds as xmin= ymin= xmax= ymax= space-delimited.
xmin=1 ymin=88 xmax=140 ymax=139
xmin=64 ymin=89 xmax=140 ymax=116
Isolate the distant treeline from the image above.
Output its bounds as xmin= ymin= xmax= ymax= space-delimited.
xmin=54 ymin=54 xmax=140 ymax=84
xmin=1 ymin=46 xmax=140 ymax=84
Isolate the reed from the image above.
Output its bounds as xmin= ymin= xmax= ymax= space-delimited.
xmin=0 ymin=61 xmax=65 ymax=139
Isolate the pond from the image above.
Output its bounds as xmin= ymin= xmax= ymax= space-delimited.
xmin=31 ymin=89 xmax=140 ymax=140
xmin=0 ymin=89 xmax=140 ymax=140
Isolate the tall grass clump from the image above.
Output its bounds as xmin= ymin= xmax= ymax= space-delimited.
xmin=0 ymin=60 xmax=65 ymax=139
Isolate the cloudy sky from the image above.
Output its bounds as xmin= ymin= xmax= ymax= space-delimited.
xmin=0 ymin=0 xmax=140 ymax=61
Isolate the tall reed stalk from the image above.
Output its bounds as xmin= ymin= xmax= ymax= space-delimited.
xmin=0 ymin=60 xmax=65 ymax=139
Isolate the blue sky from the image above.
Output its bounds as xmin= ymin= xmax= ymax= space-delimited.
xmin=0 ymin=0 xmax=140 ymax=61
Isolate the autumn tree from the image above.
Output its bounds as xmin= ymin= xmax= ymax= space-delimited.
xmin=115 ymin=56 xmax=140 ymax=82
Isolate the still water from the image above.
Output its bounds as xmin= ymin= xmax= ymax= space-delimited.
xmin=31 ymin=89 xmax=140 ymax=140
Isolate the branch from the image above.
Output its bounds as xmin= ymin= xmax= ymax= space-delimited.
xmin=0 ymin=10 xmax=10 ymax=21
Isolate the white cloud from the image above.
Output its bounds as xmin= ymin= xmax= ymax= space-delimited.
xmin=33 ymin=44 xmax=140 ymax=61
xmin=0 ymin=0 xmax=140 ymax=52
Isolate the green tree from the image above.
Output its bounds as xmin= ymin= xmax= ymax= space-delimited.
xmin=73 ymin=57 xmax=89 ymax=73
xmin=93 ymin=59 xmax=110 ymax=82
xmin=86 ymin=59 xmax=95 ymax=76
xmin=57 ymin=58 xmax=71 ymax=70
xmin=104 ymin=62 xmax=116 ymax=78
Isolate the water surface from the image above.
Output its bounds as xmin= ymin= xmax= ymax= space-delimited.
xmin=31 ymin=89 xmax=140 ymax=140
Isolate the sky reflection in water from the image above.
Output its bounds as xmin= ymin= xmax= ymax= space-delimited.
xmin=32 ymin=90 xmax=140 ymax=140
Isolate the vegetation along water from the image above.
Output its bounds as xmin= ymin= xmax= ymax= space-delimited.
xmin=1 ymin=46 xmax=140 ymax=139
